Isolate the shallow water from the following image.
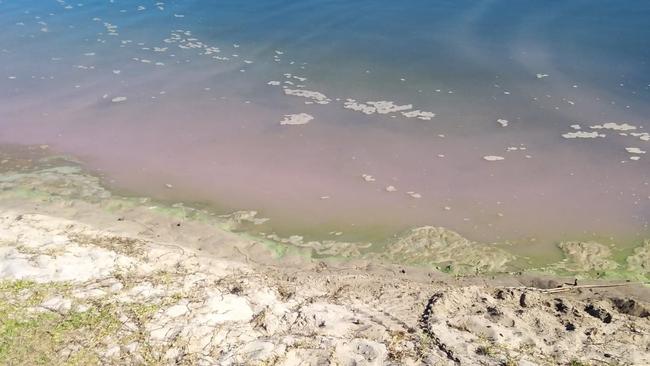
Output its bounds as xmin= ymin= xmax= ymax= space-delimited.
xmin=1 ymin=0 xmax=649 ymax=248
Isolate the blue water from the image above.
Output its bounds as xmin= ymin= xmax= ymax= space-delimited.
xmin=1 ymin=0 xmax=649 ymax=248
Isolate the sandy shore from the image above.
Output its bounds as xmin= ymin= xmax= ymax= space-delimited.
xmin=0 ymin=147 xmax=649 ymax=365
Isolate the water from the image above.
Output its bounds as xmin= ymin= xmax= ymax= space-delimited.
xmin=1 ymin=0 xmax=649 ymax=250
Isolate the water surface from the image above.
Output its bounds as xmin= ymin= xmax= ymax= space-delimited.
xmin=1 ymin=0 xmax=649 ymax=250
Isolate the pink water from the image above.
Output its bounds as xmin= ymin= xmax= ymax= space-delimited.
xmin=1 ymin=0 xmax=649 ymax=248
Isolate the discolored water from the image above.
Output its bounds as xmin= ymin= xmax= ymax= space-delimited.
xmin=1 ymin=0 xmax=649 ymax=249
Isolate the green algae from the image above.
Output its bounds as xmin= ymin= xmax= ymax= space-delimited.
xmin=0 ymin=153 xmax=649 ymax=282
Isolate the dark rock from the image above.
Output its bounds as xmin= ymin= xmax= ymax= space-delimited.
xmin=554 ymin=299 xmax=569 ymax=313
xmin=486 ymin=306 xmax=502 ymax=317
xmin=585 ymin=304 xmax=612 ymax=324
xmin=611 ymin=298 xmax=649 ymax=318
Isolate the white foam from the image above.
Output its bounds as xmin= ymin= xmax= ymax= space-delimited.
xmin=406 ymin=191 xmax=422 ymax=199
xmin=367 ymin=101 xmax=412 ymax=114
xmin=279 ymin=113 xmax=313 ymax=125
xmin=562 ymin=131 xmax=605 ymax=139
xmin=625 ymin=147 xmax=646 ymax=154
xmin=630 ymin=132 xmax=650 ymax=141
xmin=343 ymin=99 xmax=375 ymax=114
xmin=283 ymin=88 xmax=331 ymax=104
xmin=483 ymin=156 xmax=505 ymax=161
xmin=590 ymin=122 xmax=637 ymax=131
xmin=402 ymin=110 xmax=435 ymax=120
xmin=343 ymin=99 xmax=433 ymax=120
xmin=361 ymin=174 xmax=376 ymax=182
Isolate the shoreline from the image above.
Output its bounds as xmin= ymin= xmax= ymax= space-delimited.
xmin=0 ymin=145 xmax=649 ymax=364
xmin=0 ymin=144 xmax=648 ymax=282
